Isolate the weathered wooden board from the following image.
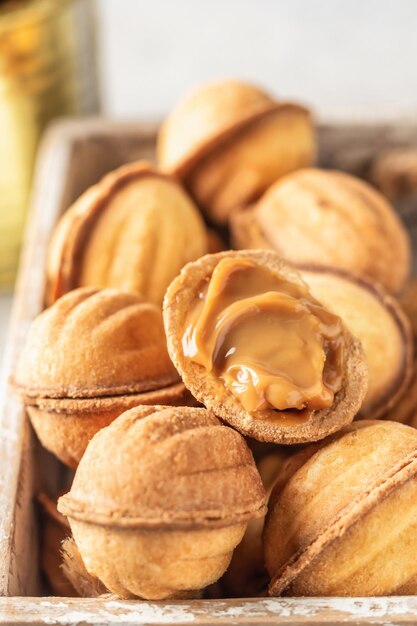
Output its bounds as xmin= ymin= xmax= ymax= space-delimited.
xmin=1 ymin=118 xmax=417 ymax=624
xmin=2 ymin=596 xmax=417 ymax=626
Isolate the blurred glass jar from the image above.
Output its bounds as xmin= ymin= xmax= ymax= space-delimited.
xmin=0 ymin=0 xmax=98 ymax=288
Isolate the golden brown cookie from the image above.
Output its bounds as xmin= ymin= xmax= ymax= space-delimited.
xmin=264 ymin=420 xmax=417 ymax=596
xmin=58 ymin=405 xmax=266 ymax=600
xmin=157 ymin=80 xmax=315 ymax=225
xmin=231 ymin=168 xmax=411 ymax=294
xmin=13 ymin=288 xmax=189 ymax=467
xmin=163 ymin=250 xmax=367 ymax=444
xmin=299 ymin=266 xmax=413 ymax=419
xmin=46 ymin=161 xmax=208 ymax=306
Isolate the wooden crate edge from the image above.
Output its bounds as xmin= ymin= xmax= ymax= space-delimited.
xmin=1 ymin=595 xmax=417 ymax=625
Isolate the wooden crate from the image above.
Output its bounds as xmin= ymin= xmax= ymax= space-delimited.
xmin=1 ymin=118 xmax=417 ymax=625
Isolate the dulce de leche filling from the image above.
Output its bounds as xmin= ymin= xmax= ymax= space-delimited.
xmin=182 ymin=258 xmax=346 ymax=415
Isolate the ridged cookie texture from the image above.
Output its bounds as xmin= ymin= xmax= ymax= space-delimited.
xmin=264 ymin=420 xmax=417 ymax=596
xmin=231 ymin=168 xmax=411 ymax=294
xmin=299 ymin=266 xmax=413 ymax=419
xmin=46 ymin=160 xmax=208 ymax=306
xmin=14 ymin=288 xmax=189 ymax=467
xmin=58 ymin=405 xmax=266 ymax=599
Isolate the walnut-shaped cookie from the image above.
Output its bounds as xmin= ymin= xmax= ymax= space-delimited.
xmin=157 ymin=80 xmax=315 ymax=225
xmin=58 ymin=405 xmax=266 ymax=600
xmin=231 ymin=168 xmax=411 ymax=294
xmin=264 ymin=420 xmax=417 ymax=596
xmin=46 ymin=161 xmax=208 ymax=306
xmin=300 ymin=266 xmax=413 ymax=419
xmin=13 ymin=288 xmax=188 ymax=467
xmin=163 ymin=250 xmax=367 ymax=444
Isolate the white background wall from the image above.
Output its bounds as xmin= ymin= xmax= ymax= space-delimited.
xmin=96 ymin=0 xmax=417 ymax=121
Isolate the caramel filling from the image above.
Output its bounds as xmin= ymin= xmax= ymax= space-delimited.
xmin=182 ymin=258 xmax=345 ymax=416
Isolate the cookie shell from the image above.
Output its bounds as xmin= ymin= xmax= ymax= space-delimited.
xmin=163 ymin=250 xmax=368 ymax=444
xmin=299 ymin=265 xmax=413 ymax=420
xmin=58 ymin=405 xmax=266 ymax=528
xmin=46 ymin=161 xmax=208 ymax=306
xmin=14 ymin=287 xmax=180 ymax=400
xmin=27 ymin=382 xmax=189 ymax=468
xmin=264 ymin=420 xmax=417 ymax=596
xmin=231 ymin=168 xmax=411 ymax=294
xmin=158 ymin=80 xmax=296 ymax=175
xmin=58 ymin=405 xmax=266 ymax=599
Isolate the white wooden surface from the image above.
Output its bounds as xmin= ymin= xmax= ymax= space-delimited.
xmin=2 ymin=595 xmax=417 ymax=625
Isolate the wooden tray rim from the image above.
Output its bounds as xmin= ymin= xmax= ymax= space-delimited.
xmin=2 ymin=595 xmax=417 ymax=625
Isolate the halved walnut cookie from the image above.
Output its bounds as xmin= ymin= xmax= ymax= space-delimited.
xmin=264 ymin=420 xmax=417 ymax=596
xmin=163 ymin=250 xmax=367 ymax=444
xmin=58 ymin=405 xmax=266 ymax=600
xmin=46 ymin=160 xmax=208 ymax=307
xmin=13 ymin=287 xmax=189 ymax=467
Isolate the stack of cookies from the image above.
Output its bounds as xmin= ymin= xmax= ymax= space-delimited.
xmin=13 ymin=79 xmax=417 ymax=599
